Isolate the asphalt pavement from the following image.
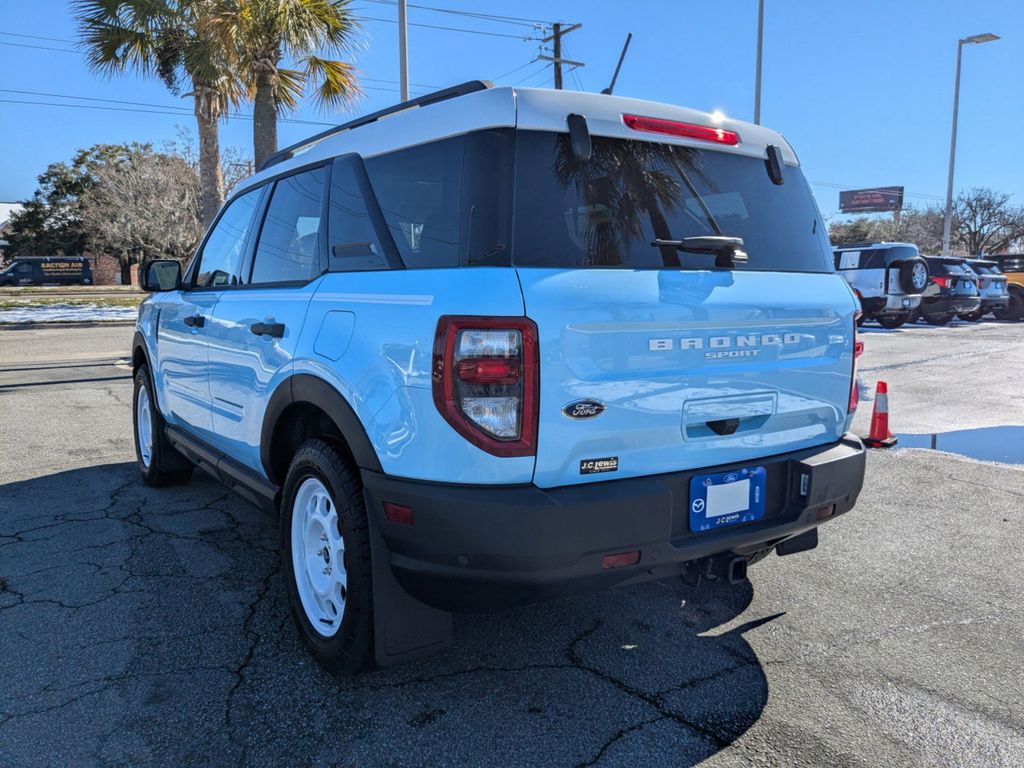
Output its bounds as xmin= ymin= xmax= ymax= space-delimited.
xmin=1 ymin=321 xmax=1022 ymax=767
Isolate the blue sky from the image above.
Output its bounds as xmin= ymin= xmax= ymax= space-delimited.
xmin=1 ymin=0 xmax=1021 ymax=220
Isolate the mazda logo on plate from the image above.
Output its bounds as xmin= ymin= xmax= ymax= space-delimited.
xmin=562 ymin=400 xmax=606 ymax=420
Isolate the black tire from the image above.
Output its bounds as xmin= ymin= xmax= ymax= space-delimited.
xmin=876 ymin=314 xmax=908 ymax=329
xmin=923 ymin=312 xmax=953 ymax=326
xmin=133 ymin=365 xmax=193 ymax=487
xmin=280 ymin=439 xmax=374 ymax=676
xmin=958 ymin=310 xmax=985 ymax=322
xmin=899 ymin=258 xmax=929 ymax=294
xmin=994 ymin=287 xmax=1024 ymax=321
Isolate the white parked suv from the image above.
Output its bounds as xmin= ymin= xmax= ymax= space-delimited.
xmin=832 ymin=242 xmax=928 ymax=328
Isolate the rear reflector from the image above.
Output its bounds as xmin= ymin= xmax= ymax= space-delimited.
xmin=623 ymin=114 xmax=740 ymax=145
xmin=849 ymin=311 xmax=862 ymax=414
xmin=602 ymin=550 xmax=641 ymax=569
xmin=383 ymin=502 xmax=414 ymax=526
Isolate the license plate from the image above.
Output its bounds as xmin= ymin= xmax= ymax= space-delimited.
xmin=689 ymin=467 xmax=766 ymax=532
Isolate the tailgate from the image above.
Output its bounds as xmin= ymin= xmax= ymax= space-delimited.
xmin=519 ymin=268 xmax=857 ymax=488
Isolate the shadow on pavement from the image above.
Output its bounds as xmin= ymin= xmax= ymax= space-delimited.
xmin=1 ymin=463 xmax=775 ymax=767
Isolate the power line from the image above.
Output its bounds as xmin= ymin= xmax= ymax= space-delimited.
xmin=491 ymin=59 xmax=539 ymax=83
xmin=359 ymin=0 xmax=554 ymax=27
xmin=359 ymin=14 xmax=537 ymax=39
xmin=0 ymin=40 xmax=77 ymax=54
xmin=513 ymin=63 xmax=551 ymax=87
xmin=0 ymin=97 xmax=338 ymax=126
xmin=0 ymin=31 xmax=76 ymax=44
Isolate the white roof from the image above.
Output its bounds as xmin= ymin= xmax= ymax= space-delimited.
xmin=240 ymin=86 xmax=798 ymax=193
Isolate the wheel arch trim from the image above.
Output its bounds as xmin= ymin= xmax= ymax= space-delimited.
xmin=261 ymin=374 xmax=384 ymax=482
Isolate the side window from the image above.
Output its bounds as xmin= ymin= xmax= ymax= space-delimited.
xmin=250 ymin=167 xmax=325 ymax=284
xmin=327 ymin=156 xmax=387 ymax=270
xmin=195 ymin=188 xmax=262 ymax=288
xmin=365 ymin=136 xmax=464 ymax=268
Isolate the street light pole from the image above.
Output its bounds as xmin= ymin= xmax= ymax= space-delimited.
xmin=754 ymin=0 xmax=764 ymax=124
xmin=942 ymin=32 xmax=999 ymax=256
xmin=398 ymin=0 xmax=409 ymax=101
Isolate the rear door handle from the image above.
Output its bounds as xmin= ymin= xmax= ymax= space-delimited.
xmin=250 ymin=322 xmax=285 ymax=338
xmin=183 ymin=315 xmax=205 ymax=328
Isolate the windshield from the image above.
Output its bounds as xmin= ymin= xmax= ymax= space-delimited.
xmin=512 ymin=131 xmax=833 ymax=272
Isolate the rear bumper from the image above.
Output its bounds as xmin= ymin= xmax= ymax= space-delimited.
xmin=861 ymin=294 xmax=920 ymax=317
xmin=362 ymin=434 xmax=866 ymax=611
xmin=980 ymin=296 xmax=1009 ymax=312
xmin=922 ymin=295 xmax=980 ymax=316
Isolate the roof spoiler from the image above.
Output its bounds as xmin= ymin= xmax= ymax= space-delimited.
xmin=259 ymin=80 xmax=495 ymax=172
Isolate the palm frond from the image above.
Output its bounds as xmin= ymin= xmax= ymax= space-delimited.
xmin=302 ymin=55 xmax=361 ymax=109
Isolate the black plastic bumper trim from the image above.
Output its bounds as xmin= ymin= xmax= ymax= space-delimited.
xmin=362 ymin=434 xmax=866 ymax=611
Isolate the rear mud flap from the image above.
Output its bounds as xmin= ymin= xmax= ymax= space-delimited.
xmin=366 ymin=495 xmax=452 ymax=666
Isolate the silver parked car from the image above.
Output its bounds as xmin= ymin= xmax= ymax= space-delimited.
xmin=961 ymin=259 xmax=1010 ymax=321
xmin=832 ymin=242 xmax=929 ymax=328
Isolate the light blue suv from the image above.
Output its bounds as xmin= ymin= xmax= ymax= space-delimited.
xmin=133 ymin=81 xmax=867 ymax=674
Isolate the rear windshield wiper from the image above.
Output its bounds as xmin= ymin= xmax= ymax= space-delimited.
xmin=651 ymin=236 xmax=748 ymax=268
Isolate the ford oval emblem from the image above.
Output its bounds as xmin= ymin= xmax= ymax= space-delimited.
xmin=562 ymin=400 xmax=606 ymax=420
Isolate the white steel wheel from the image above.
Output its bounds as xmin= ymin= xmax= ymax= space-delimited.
xmin=291 ymin=476 xmax=347 ymax=638
xmin=136 ymin=383 xmax=154 ymax=468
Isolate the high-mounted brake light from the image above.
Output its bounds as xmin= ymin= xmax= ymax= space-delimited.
xmin=623 ymin=114 xmax=740 ymax=146
xmin=433 ymin=316 xmax=538 ymax=457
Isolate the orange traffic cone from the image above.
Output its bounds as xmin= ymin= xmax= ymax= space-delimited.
xmin=864 ymin=381 xmax=897 ymax=448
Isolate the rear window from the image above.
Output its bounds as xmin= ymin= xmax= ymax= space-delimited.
xmin=512 ymin=131 xmax=833 ymax=272
xmin=927 ymin=258 xmax=971 ymax=276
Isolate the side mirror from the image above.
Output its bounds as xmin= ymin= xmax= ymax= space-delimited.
xmin=765 ymin=145 xmax=786 ymax=185
xmin=142 ymin=259 xmax=182 ymax=292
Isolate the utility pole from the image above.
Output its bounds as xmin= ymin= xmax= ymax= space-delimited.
xmin=540 ymin=23 xmax=583 ymax=89
xmin=398 ymin=0 xmax=409 ymax=101
xmin=754 ymin=0 xmax=764 ymax=124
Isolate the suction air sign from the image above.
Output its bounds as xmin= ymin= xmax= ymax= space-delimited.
xmin=839 ymin=187 xmax=904 ymax=214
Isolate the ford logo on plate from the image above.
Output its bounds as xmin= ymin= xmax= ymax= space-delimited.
xmin=562 ymin=400 xmax=606 ymax=420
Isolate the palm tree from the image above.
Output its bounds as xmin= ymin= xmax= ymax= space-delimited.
xmin=553 ymin=135 xmax=714 ymax=267
xmin=75 ymin=0 xmax=241 ymax=226
xmin=223 ymin=0 xmax=361 ymax=169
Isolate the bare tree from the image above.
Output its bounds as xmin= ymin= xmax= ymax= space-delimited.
xmin=79 ymin=147 xmax=203 ymax=284
xmin=165 ymin=127 xmax=253 ymax=197
xmin=953 ymin=188 xmax=1024 ymax=256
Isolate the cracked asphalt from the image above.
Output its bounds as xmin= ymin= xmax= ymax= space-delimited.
xmin=1 ymin=321 xmax=1023 ymax=768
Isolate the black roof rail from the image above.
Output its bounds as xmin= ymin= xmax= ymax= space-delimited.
xmin=259 ymin=80 xmax=494 ymax=172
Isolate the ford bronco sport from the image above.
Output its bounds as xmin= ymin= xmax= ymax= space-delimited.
xmin=133 ymin=82 xmax=866 ymax=674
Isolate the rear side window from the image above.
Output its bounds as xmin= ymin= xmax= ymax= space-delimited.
xmin=365 ymin=137 xmax=464 ymax=268
xmin=512 ymin=131 xmax=833 ymax=272
xmin=327 ymin=156 xmax=388 ymax=271
xmin=250 ymin=167 xmax=325 ymax=285
xmin=195 ymin=188 xmax=262 ymax=287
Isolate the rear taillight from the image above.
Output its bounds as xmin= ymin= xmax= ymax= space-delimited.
xmin=622 ymin=114 xmax=740 ymax=145
xmin=931 ymin=275 xmax=949 ymax=288
xmin=432 ymin=316 xmax=538 ymax=457
xmin=849 ymin=312 xmax=863 ymax=414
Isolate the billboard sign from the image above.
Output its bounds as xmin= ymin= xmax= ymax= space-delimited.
xmin=839 ymin=186 xmax=904 ymax=213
